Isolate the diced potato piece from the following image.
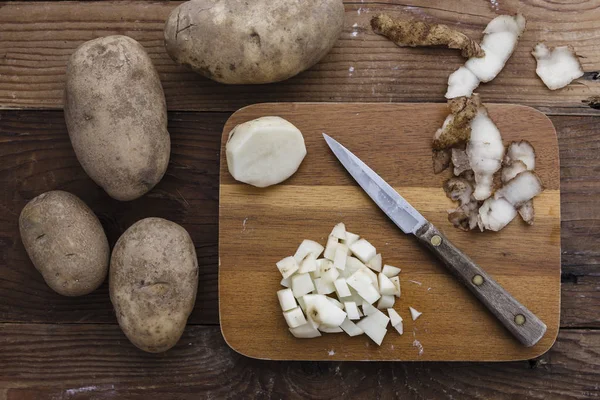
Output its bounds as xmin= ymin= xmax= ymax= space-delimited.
xmin=283 ymin=307 xmax=307 ymax=328
xmin=293 ymin=240 xmax=324 ymax=263
xmin=344 ymin=301 xmax=361 ymax=320
xmin=324 ymin=235 xmax=339 ymax=260
xmin=292 ymin=273 xmax=315 ymax=298
xmin=289 ymin=323 xmax=321 ymax=338
xmin=388 ymin=308 xmax=403 ymax=327
xmin=378 ymin=273 xmax=396 ymax=296
xmin=367 ymin=253 xmax=382 ymax=272
xmin=277 ymin=288 xmax=297 ymax=311
xmin=330 ymin=222 xmax=347 ymax=240
xmin=276 ymin=256 xmax=298 ymax=279
xmin=342 ymin=231 xmax=360 ymax=251
xmin=350 ymin=239 xmax=377 ymax=263
xmin=314 ymin=278 xmax=335 ymax=295
xmin=298 ymin=253 xmax=317 ymax=274
xmin=409 ymin=306 xmax=422 ymax=321
xmin=334 ymin=278 xmax=352 ymax=298
xmin=376 ymin=294 xmax=395 ymax=309
xmin=390 ymin=276 xmax=401 ymax=298
xmin=319 ymin=325 xmax=343 ymax=333
xmin=340 ymin=318 xmax=364 ymax=336
xmin=356 ymin=313 xmax=388 ymax=345
xmin=382 ymin=264 xmax=401 ymax=277
xmin=333 ymin=245 xmax=348 ymax=270
xmin=326 ymin=296 xmax=344 ymax=309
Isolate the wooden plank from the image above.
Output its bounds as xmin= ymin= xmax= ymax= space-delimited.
xmin=561 ymin=275 xmax=600 ymax=328
xmin=0 ymin=324 xmax=599 ymax=399
xmin=553 ymin=115 xmax=600 ymax=329
xmin=1 ymin=110 xmax=599 ymax=329
xmin=0 ymin=1 xmax=599 ymax=114
xmin=555 ymin=115 xmax=600 ymax=274
xmin=219 ymin=103 xmax=560 ymax=361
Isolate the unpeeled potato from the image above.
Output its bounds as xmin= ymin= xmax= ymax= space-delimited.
xmin=110 ymin=218 xmax=198 ymax=353
xmin=164 ymin=0 xmax=345 ymax=84
xmin=19 ymin=191 xmax=109 ymax=296
xmin=64 ymin=35 xmax=170 ymax=201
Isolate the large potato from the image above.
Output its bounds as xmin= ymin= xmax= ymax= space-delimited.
xmin=164 ymin=0 xmax=345 ymax=84
xmin=19 ymin=191 xmax=109 ymax=296
xmin=64 ymin=35 xmax=170 ymax=201
xmin=110 ymin=218 xmax=198 ymax=353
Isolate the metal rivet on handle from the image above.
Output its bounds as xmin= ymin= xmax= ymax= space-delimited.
xmin=431 ymin=235 xmax=442 ymax=247
xmin=515 ymin=314 xmax=526 ymax=325
xmin=472 ymin=274 xmax=484 ymax=286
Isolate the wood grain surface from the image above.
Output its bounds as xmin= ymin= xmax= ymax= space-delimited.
xmin=1 ymin=0 xmax=599 ymax=396
xmin=219 ymin=103 xmax=560 ymax=361
xmin=0 ymin=109 xmax=597 ymax=396
xmin=1 ymin=1 xmax=599 ymax=114
xmin=1 ymin=110 xmax=598 ymax=329
xmin=0 ymin=324 xmax=598 ymax=400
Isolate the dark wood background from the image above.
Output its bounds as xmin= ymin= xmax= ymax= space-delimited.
xmin=0 ymin=1 xmax=599 ymax=398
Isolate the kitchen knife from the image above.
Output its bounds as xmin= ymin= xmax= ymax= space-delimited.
xmin=323 ymin=133 xmax=546 ymax=347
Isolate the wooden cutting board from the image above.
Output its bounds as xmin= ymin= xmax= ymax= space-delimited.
xmin=218 ymin=103 xmax=560 ymax=361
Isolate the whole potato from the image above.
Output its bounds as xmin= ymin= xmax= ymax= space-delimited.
xmin=110 ymin=218 xmax=198 ymax=353
xmin=19 ymin=191 xmax=109 ymax=296
xmin=64 ymin=35 xmax=170 ymax=201
xmin=164 ymin=0 xmax=345 ymax=84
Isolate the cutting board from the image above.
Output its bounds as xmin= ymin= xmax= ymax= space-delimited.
xmin=218 ymin=103 xmax=560 ymax=361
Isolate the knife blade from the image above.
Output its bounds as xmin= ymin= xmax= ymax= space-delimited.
xmin=323 ymin=133 xmax=546 ymax=347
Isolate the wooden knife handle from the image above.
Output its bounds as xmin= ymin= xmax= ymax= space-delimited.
xmin=415 ymin=222 xmax=546 ymax=347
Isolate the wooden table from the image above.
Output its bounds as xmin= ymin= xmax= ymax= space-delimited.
xmin=1 ymin=1 xmax=598 ymax=398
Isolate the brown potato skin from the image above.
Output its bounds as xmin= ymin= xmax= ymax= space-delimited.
xmin=110 ymin=218 xmax=198 ymax=353
xmin=19 ymin=191 xmax=109 ymax=296
xmin=64 ymin=35 xmax=170 ymax=201
xmin=164 ymin=0 xmax=345 ymax=84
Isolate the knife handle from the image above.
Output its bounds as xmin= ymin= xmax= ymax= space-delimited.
xmin=415 ymin=222 xmax=546 ymax=347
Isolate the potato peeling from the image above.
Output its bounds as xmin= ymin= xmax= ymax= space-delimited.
xmin=432 ymin=95 xmax=480 ymax=151
xmin=478 ymin=197 xmax=517 ymax=232
xmin=446 ymin=67 xmax=480 ymax=100
xmin=432 ymin=149 xmax=451 ymax=174
xmin=433 ymin=99 xmax=544 ymax=232
xmin=372 ymin=10 xmax=544 ymax=232
xmin=446 ymin=14 xmax=527 ymax=98
xmin=448 ymin=201 xmax=480 ymax=231
xmin=432 ymin=95 xmax=504 ymax=200
xmin=370 ymin=9 xmax=545 ymax=230
xmin=517 ymin=201 xmax=535 ymax=225
xmin=504 ymin=140 xmax=536 ymax=170
xmin=443 ymin=177 xmax=473 ymax=206
xmin=532 ymin=44 xmax=584 ymax=90
xmin=371 ymin=14 xmax=484 ymax=58
xmin=501 ymin=141 xmax=538 ymax=224
xmin=478 ymin=170 xmax=542 ymax=231
xmin=501 ymin=160 xmax=527 ymax=183
xmin=467 ymin=105 xmax=505 ymax=200
xmin=451 ymin=148 xmax=471 ymax=176
xmin=495 ymin=171 xmax=544 ymax=208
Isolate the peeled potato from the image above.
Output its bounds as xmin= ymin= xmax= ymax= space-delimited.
xmin=226 ymin=116 xmax=307 ymax=188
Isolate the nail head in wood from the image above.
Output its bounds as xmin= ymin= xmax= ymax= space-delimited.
xmin=515 ymin=314 xmax=526 ymax=325
xmin=430 ymin=235 xmax=442 ymax=247
xmin=472 ymin=274 xmax=484 ymax=286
